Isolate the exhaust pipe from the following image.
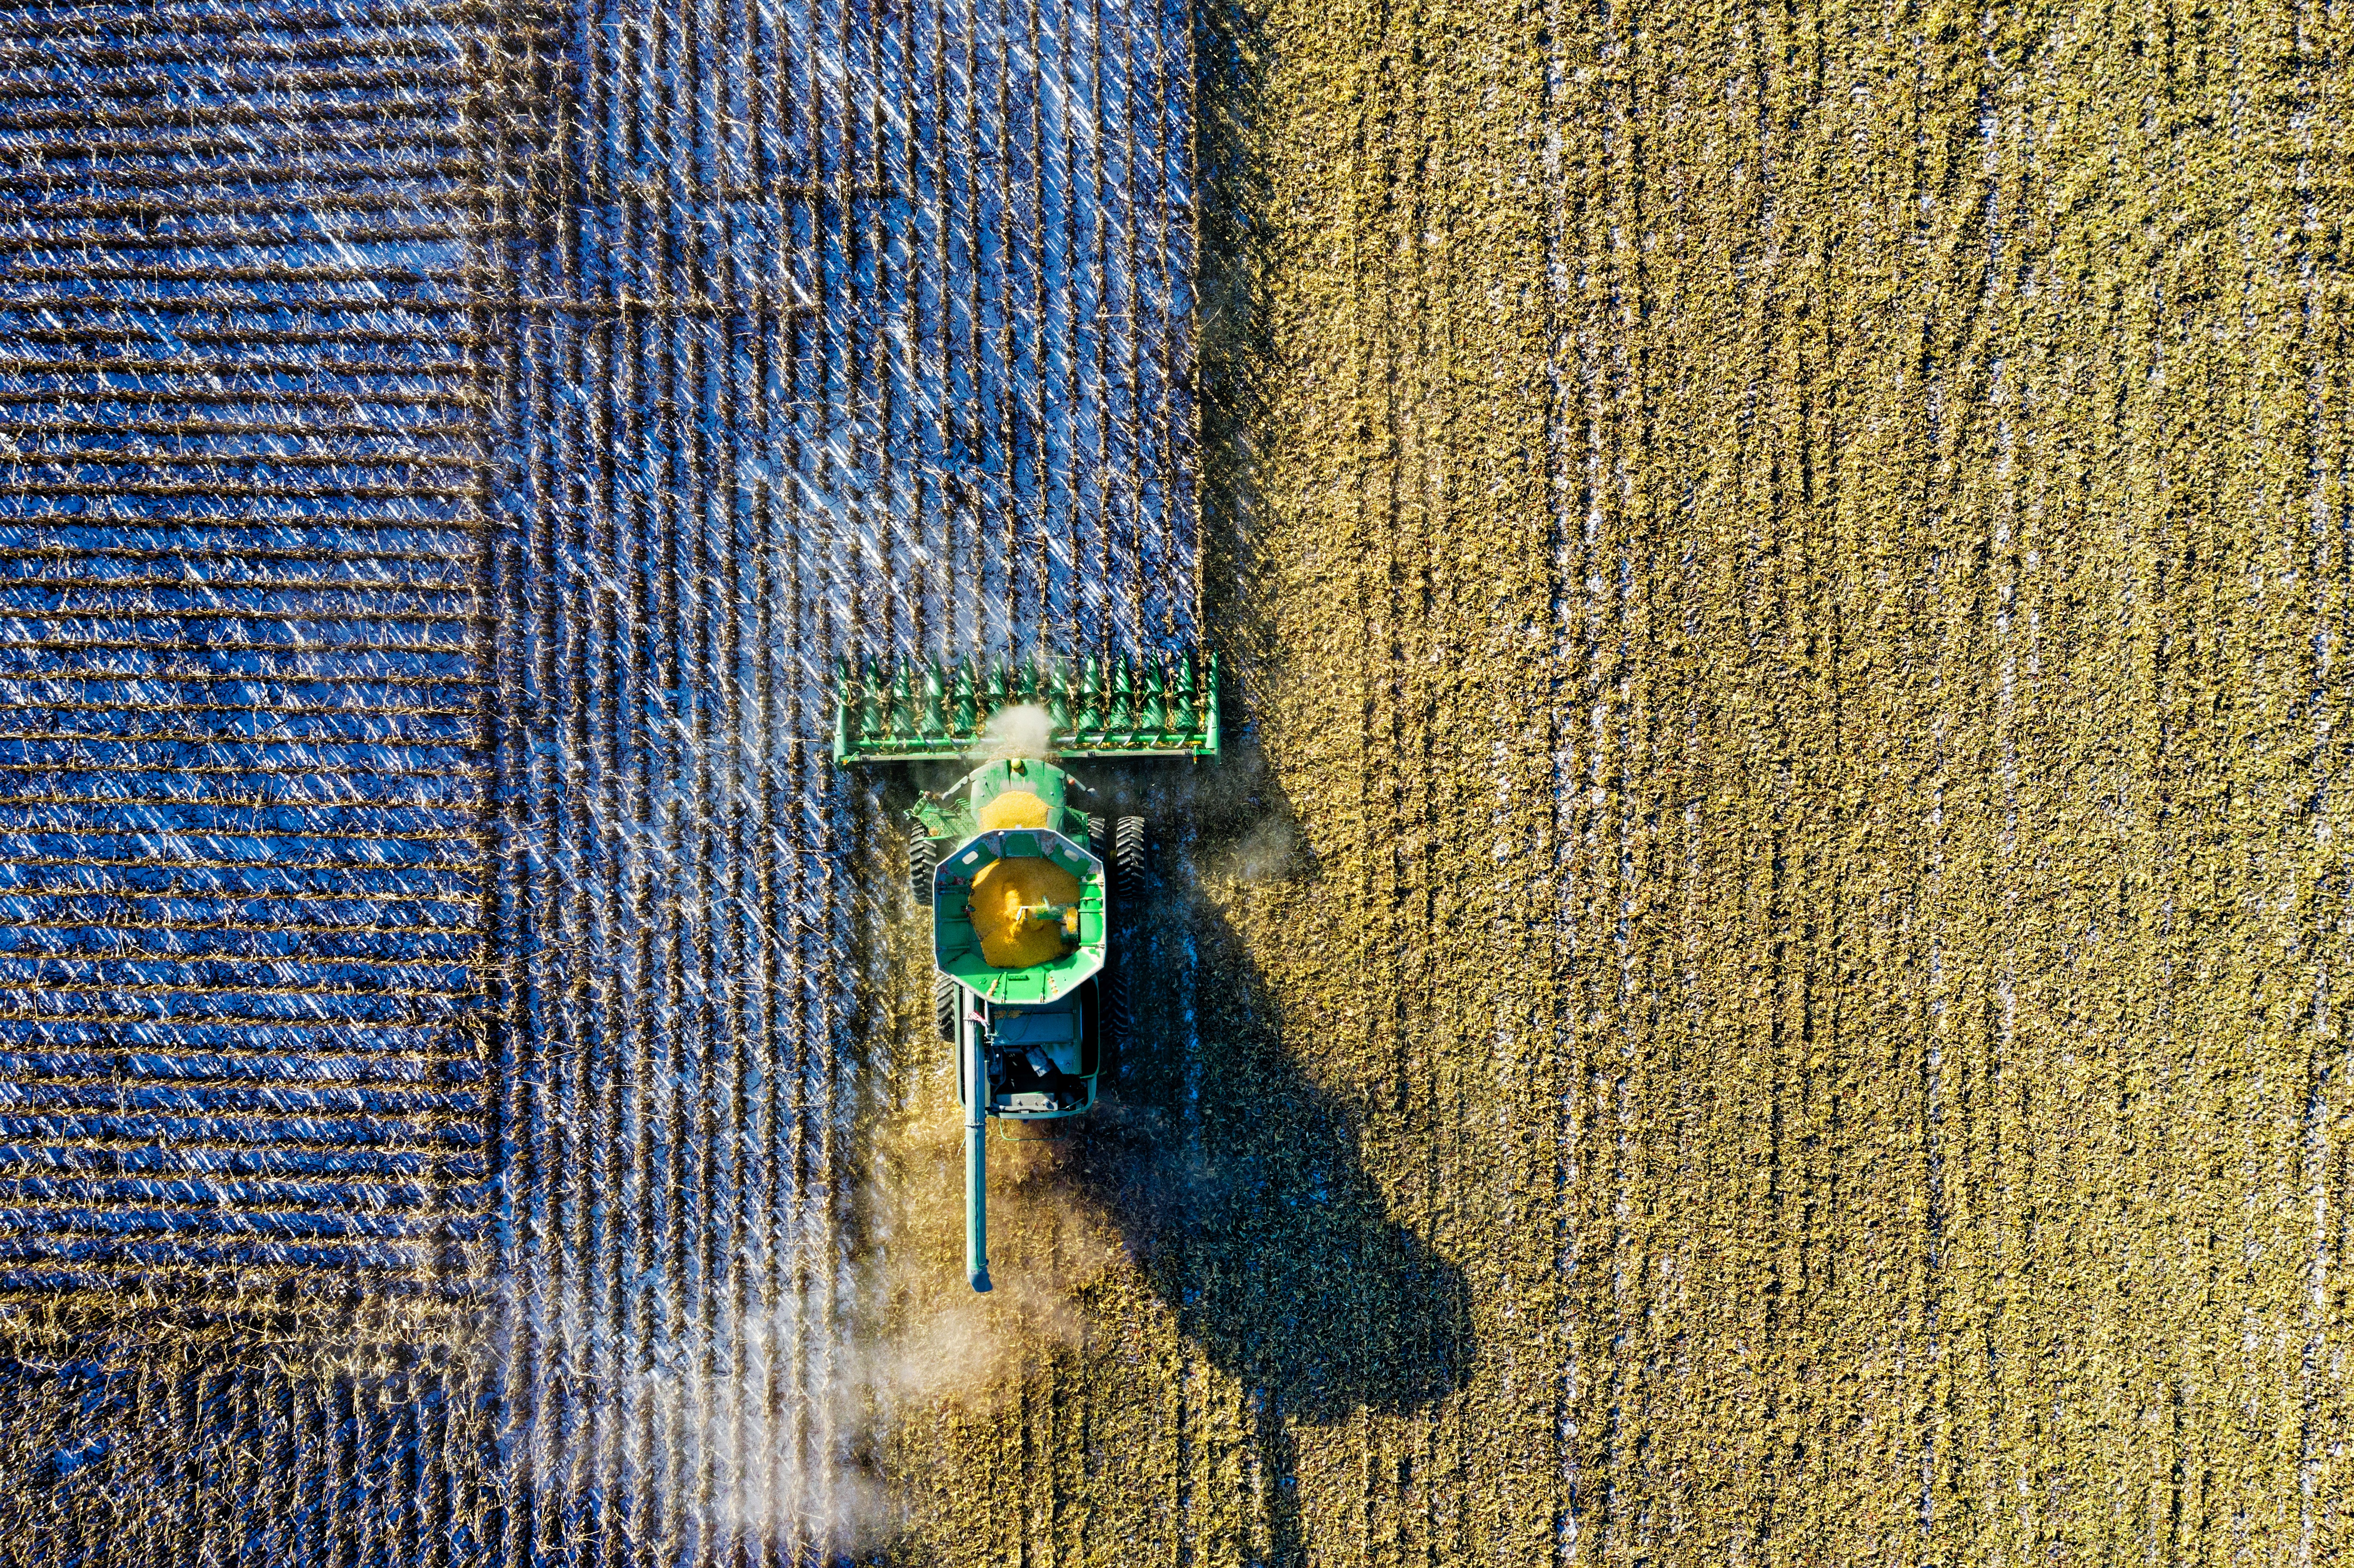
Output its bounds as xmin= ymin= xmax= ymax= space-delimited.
xmin=965 ymin=1026 xmax=992 ymax=1293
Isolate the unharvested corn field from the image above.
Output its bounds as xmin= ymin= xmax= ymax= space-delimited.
xmin=1 ymin=0 xmax=2351 ymax=1564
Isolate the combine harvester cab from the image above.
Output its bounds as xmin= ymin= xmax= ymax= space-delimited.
xmin=835 ymin=655 xmax=1217 ymax=1291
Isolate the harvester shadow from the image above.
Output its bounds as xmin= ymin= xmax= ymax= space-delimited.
xmin=1076 ymin=904 xmax=1472 ymax=1428
xmin=1049 ymin=737 xmax=1468 ymax=1443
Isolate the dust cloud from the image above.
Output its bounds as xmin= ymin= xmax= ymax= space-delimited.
xmin=977 ymin=702 xmax=1056 ymax=759
xmin=570 ymin=1077 xmax=1109 ymax=1556
xmin=501 ymin=1123 xmax=1100 ymax=1560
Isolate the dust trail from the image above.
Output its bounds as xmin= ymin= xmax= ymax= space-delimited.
xmin=498 ymin=1030 xmax=1118 ymax=1556
xmin=523 ymin=1290 xmax=892 ymax=1554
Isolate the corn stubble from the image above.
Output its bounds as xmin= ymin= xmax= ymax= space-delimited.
xmin=878 ymin=0 xmax=2354 ymax=1562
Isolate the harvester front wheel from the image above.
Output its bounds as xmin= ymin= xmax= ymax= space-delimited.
xmin=908 ymin=829 xmax=936 ymax=907
xmin=934 ymin=974 xmax=959 ymax=1043
xmin=1102 ymin=817 xmax=1146 ymax=1074
xmin=1113 ymin=816 xmax=1147 ymax=904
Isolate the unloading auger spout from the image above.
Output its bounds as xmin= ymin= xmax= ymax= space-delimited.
xmin=966 ymin=1027 xmax=992 ymax=1293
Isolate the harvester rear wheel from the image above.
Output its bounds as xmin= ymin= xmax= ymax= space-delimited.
xmin=908 ymin=829 xmax=936 ymax=906
xmin=934 ymin=974 xmax=959 ymax=1043
xmin=1101 ymin=968 xmax=1133 ymax=1073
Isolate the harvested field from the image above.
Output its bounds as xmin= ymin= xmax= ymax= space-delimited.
xmin=1 ymin=0 xmax=2351 ymax=1563
xmin=878 ymin=0 xmax=2354 ymax=1561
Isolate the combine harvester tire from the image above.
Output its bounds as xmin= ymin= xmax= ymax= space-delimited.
xmin=909 ymin=828 xmax=937 ymax=906
xmin=1114 ymin=817 xmax=1147 ymax=896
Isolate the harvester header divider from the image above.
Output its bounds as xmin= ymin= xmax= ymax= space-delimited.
xmin=832 ymin=651 xmax=1220 ymax=762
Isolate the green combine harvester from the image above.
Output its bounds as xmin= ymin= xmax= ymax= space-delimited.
xmin=834 ymin=653 xmax=1218 ymax=1291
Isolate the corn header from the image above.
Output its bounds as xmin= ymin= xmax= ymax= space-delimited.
xmin=834 ymin=653 xmax=1217 ymax=1292
xmin=833 ymin=652 xmax=1218 ymax=762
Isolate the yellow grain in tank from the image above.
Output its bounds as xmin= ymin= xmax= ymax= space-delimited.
xmin=968 ymin=856 xmax=1080 ymax=968
xmin=976 ymin=789 xmax=1052 ymax=831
